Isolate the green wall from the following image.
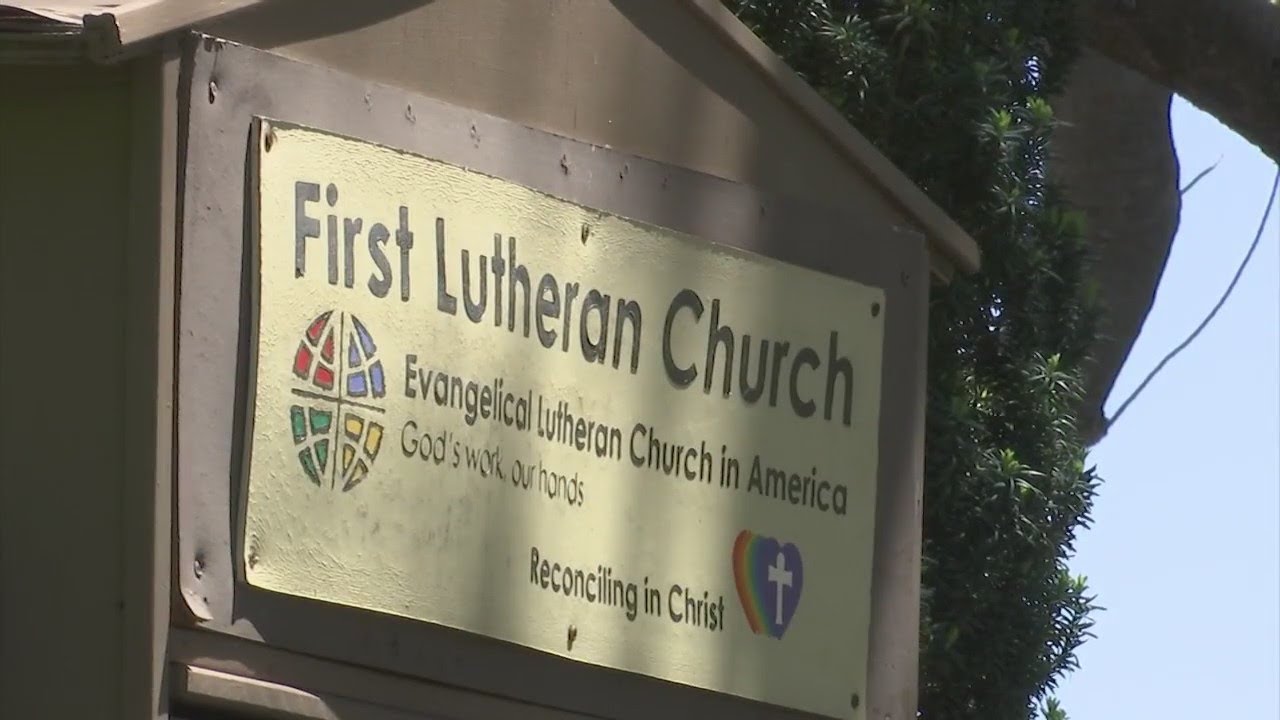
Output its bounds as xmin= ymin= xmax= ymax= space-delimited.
xmin=0 ymin=60 xmax=148 ymax=719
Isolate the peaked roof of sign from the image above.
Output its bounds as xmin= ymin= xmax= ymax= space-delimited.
xmin=0 ymin=0 xmax=980 ymax=275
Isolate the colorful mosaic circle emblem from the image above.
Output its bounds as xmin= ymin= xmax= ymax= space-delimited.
xmin=289 ymin=310 xmax=387 ymax=491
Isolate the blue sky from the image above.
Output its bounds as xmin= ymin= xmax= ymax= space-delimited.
xmin=1058 ymin=97 xmax=1280 ymax=717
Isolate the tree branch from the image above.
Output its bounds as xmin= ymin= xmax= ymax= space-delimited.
xmin=1051 ymin=50 xmax=1181 ymax=446
xmin=1081 ymin=0 xmax=1280 ymax=162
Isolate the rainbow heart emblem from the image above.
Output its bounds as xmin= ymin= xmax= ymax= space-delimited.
xmin=732 ymin=529 xmax=804 ymax=639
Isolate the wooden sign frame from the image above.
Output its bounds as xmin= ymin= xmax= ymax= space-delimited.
xmin=173 ymin=33 xmax=928 ymax=720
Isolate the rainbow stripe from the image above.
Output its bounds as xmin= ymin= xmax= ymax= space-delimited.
xmin=732 ymin=529 xmax=769 ymax=635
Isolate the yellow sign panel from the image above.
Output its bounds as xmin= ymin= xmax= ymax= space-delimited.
xmin=245 ymin=120 xmax=885 ymax=719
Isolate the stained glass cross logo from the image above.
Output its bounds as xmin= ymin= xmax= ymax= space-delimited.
xmin=289 ymin=310 xmax=387 ymax=492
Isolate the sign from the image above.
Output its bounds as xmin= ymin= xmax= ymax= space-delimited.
xmin=243 ymin=119 xmax=886 ymax=719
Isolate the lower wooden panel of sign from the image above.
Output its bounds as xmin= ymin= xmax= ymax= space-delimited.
xmin=169 ymin=629 xmax=591 ymax=720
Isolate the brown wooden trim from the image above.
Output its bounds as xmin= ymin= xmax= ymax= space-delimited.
xmin=122 ymin=36 xmax=181 ymax=720
xmin=88 ymin=1 xmax=269 ymax=61
xmin=175 ymin=666 xmax=342 ymax=720
xmin=170 ymin=629 xmax=598 ymax=720
xmin=865 ymin=233 xmax=929 ymax=720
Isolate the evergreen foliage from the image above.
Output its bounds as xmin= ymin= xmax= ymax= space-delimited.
xmin=724 ymin=2 xmax=1102 ymax=718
